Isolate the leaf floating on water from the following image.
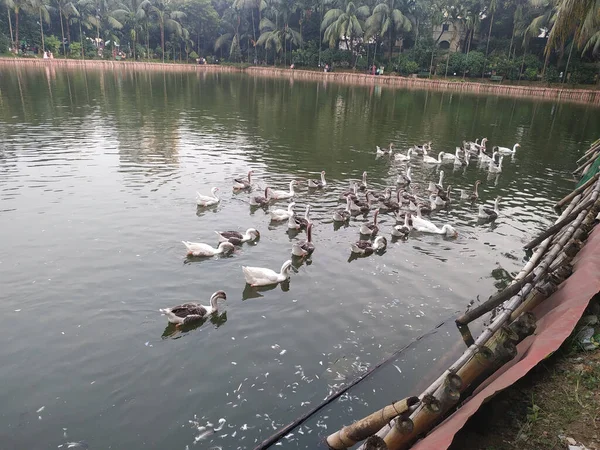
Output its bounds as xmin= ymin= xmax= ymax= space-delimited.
xmin=14 ymin=309 xmax=21 ymax=312
xmin=393 ymin=364 xmax=402 ymax=374
xmin=231 ymin=362 xmax=237 ymax=365
xmin=279 ymin=350 xmax=287 ymax=356
xmin=36 ymin=406 xmax=45 ymax=413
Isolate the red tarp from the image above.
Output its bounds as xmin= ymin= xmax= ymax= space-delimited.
xmin=413 ymin=224 xmax=600 ymax=450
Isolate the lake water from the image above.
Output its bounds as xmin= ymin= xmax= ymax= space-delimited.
xmin=0 ymin=66 xmax=598 ymax=450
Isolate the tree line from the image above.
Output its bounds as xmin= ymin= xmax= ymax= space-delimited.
xmin=1 ymin=0 xmax=599 ymax=82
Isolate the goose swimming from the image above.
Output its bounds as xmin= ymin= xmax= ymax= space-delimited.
xmin=196 ymin=187 xmax=220 ymax=207
xmin=333 ymin=197 xmax=352 ymax=222
xmin=339 ymin=182 xmax=359 ymax=201
xmin=396 ymin=166 xmax=412 ymax=186
xmin=270 ymin=202 xmax=296 ymax=222
xmin=376 ymin=143 xmax=394 ymax=156
xmin=215 ymin=228 xmax=260 ymax=245
xmin=360 ymin=209 xmax=380 ymax=236
xmin=270 ymin=180 xmax=298 ymax=200
xmin=392 ymin=213 xmax=412 ymax=238
xmin=233 ymin=170 xmax=254 ymax=190
xmin=489 ymin=155 xmax=504 ymax=173
xmin=308 ymin=171 xmax=327 ymax=188
xmin=288 ymin=205 xmax=311 ymax=230
xmin=497 ymin=143 xmax=520 ymax=155
xmin=428 ymin=171 xmax=445 ymax=193
xmin=423 ymin=150 xmax=443 ymax=164
xmin=350 ymin=236 xmax=387 ymax=256
xmin=395 ymin=148 xmax=413 ymax=162
xmin=250 ymin=187 xmax=271 ymax=206
xmin=292 ymin=223 xmax=315 ymax=257
xmin=412 ymin=215 xmax=458 ymax=237
xmin=160 ymin=290 xmax=227 ymax=325
xmin=242 ymin=260 xmax=293 ymax=287
xmin=182 ymin=240 xmax=235 ymax=257
xmin=359 ymin=171 xmax=368 ymax=191
xmin=479 ymin=196 xmax=501 ymax=221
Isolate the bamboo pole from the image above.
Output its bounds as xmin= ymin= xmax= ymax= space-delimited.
xmin=363 ymin=435 xmax=389 ymax=450
xmin=555 ymin=175 xmax=598 ymax=210
xmin=326 ymin=397 xmax=419 ymax=449
xmin=524 ymin=199 xmax=595 ymax=250
xmin=576 ymin=140 xmax=600 ymax=164
xmin=455 ymin=271 xmax=535 ymax=325
xmin=573 ymin=156 xmax=600 ymax=176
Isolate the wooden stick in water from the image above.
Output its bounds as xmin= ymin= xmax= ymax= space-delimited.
xmin=524 ymin=199 xmax=595 ymax=250
xmin=576 ymin=140 xmax=600 ymax=164
xmin=555 ymin=173 xmax=599 ymax=210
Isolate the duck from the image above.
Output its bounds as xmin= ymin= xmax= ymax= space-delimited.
xmin=423 ymin=149 xmax=444 ymax=164
xmin=182 ymin=240 xmax=235 ymax=257
xmin=428 ymin=171 xmax=445 ymax=193
xmin=270 ymin=202 xmax=296 ymax=222
xmin=396 ymin=166 xmax=412 ymax=186
xmin=395 ymin=148 xmax=413 ymax=162
xmin=160 ymin=290 xmax=227 ymax=325
xmin=392 ymin=213 xmax=412 ymax=238
xmin=233 ymin=170 xmax=254 ymax=190
xmin=292 ymin=223 xmax=315 ymax=257
xmin=242 ymin=260 xmax=293 ymax=287
xmin=497 ymin=143 xmax=520 ymax=155
xmin=360 ymin=209 xmax=380 ymax=236
xmin=288 ymin=205 xmax=311 ymax=230
xmin=270 ymin=180 xmax=298 ymax=200
xmin=196 ymin=187 xmax=220 ymax=207
xmin=333 ymin=196 xmax=352 ymax=222
xmin=488 ymin=155 xmax=504 ymax=173
xmin=358 ymin=171 xmax=368 ymax=191
xmin=412 ymin=215 xmax=458 ymax=237
xmin=350 ymin=236 xmax=387 ymax=256
xmin=478 ymin=196 xmax=501 ymax=221
xmin=250 ymin=187 xmax=271 ymax=206
xmin=376 ymin=143 xmax=394 ymax=156
xmin=215 ymin=228 xmax=260 ymax=245
xmin=308 ymin=171 xmax=327 ymax=188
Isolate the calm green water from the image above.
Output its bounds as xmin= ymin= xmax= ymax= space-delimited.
xmin=0 ymin=66 xmax=598 ymax=449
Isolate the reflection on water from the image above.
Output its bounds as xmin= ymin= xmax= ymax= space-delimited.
xmin=0 ymin=66 xmax=598 ymax=449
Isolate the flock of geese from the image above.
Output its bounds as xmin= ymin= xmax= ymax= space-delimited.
xmin=160 ymin=138 xmax=521 ymax=326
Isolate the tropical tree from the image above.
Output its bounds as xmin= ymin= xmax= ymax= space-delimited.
xmin=321 ymin=0 xmax=369 ymax=66
xmin=547 ymin=0 xmax=599 ymax=54
xmin=55 ymin=0 xmax=79 ymax=56
xmin=180 ymin=0 xmax=219 ymax=57
xmin=365 ymin=0 xmax=412 ymax=60
xmin=111 ymin=0 xmax=148 ymax=59
xmin=482 ymin=0 xmax=497 ymax=76
xmin=215 ymin=6 xmax=243 ymax=61
xmin=142 ymin=0 xmax=186 ymax=62
xmin=5 ymin=0 xmax=32 ymax=52
xmin=31 ymin=0 xmax=52 ymax=52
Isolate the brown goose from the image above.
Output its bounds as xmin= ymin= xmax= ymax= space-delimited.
xmin=233 ymin=170 xmax=254 ymax=190
xmin=216 ymin=228 xmax=260 ymax=245
xmin=160 ymin=291 xmax=226 ymax=325
xmin=250 ymin=187 xmax=271 ymax=206
xmin=350 ymin=236 xmax=387 ymax=256
xmin=360 ymin=209 xmax=380 ymax=236
xmin=292 ymin=223 xmax=315 ymax=257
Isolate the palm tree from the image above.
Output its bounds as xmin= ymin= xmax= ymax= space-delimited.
xmin=6 ymin=0 xmax=32 ymax=53
xmin=321 ymin=0 xmax=370 ymax=66
xmin=482 ymin=0 xmax=497 ymax=77
xmin=76 ymin=0 xmax=100 ymax=57
xmin=365 ymin=0 xmax=411 ymax=61
xmin=55 ymin=0 xmax=79 ymax=56
xmin=547 ymin=0 xmax=599 ymax=53
xmin=31 ymin=0 xmax=52 ymax=52
xmin=142 ymin=0 xmax=186 ymax=62
xmin=111 ymin=0 xmax=147 ymax=60
xmin=233 ymin=0 xmax=262 ymax=61
xmin=215 ymin=7 xmax=243 ymax=61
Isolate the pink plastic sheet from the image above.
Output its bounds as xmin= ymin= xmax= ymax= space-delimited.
xmin=413 ymin=225 xmax=600 ymax=450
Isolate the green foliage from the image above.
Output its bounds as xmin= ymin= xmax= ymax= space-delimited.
xmin=0 ymin=33 xmax=8 ymax=54
xmin=569 ymin=64 xmax=597 ymax=84
xmin=70 ymin=42 xmax=82 ymax=57
xmin=464 ymin=51 xmax=485 ymax=76
xmin=189 ymin=50 xmax=198 ymax=59
xmin=321 ymin=48 xmax=353 ymax=67
xmin=45 ymin=35 xmax=61 ymax=54
xmin=394 ymin=53 xmax=419 ymax=74
xmin=524 ymin=67 xmax=538 ymax=81
xmin=543 ymin=65 xmax=560 ymax=82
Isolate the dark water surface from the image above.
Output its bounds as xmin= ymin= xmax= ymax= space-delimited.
xmin=0 ymin=66 xmax=598 ymax=449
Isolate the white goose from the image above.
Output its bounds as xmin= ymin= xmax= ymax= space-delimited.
xmin=160 ymin=290 xmax=227 ymax=325
xmin=182 ymin=240 xmax=235 ymax=257
xmin=196 ymin=187 xmax=220 ymax=207
xmin=215 ymin=228 xmax=260 ymax=245
xmin=233 ymin=171 xmax=254 ymax=190
xmin=288 ymin=205 xmax=311 ymax=230
xmin=478 ymin=196 xmax=501 ymax=221
xmin=270 ymin=180 xmax=298 ymax=200
xmin=270 ymin=202 xmax=296 ymax=222
xmin=478 ymin=148 xmax=493 ymax=163
xmin=242 ymin=260 xmax=293 ymax=287
xmin=423 ymin=150 xmax=443 ymax=164
xmin=489 ymin=155 xmax=504 ymax=173
xmin=395 ymin=148 xmax=413 ymax=162
xmin=497 ymin=143 xmax=520 ymax=155
xmin=441 ymin=149 xmax=457 ymax=160
xmin=308 ymin=171 xmax=327 ymax=188
xmin=376 ymin=143 xmax=394 ymax=156
xmin=359 ymin=209 xmax=380 ymax=236
xmin=396 ymin=166 xmax=412 ymax=186
xmin=392 ymin=213 xmax=412 ymax=238
xmin=350 ymin=236 xmax=387 ymax=256
xmin=359 ymin=171 xmax=368 ymax=191
xmin=292 ymin=223 xmax=315 ymax=257
xmin=333 ymin=196 xmax=352 ymax=222
xmin=428 ymin=171 xmax=445 ymax=193
xmin=412 ymin=214 xmax=458 ymax=237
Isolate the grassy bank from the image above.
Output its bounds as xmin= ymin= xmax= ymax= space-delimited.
xmin=451 ymin=295 xmax=600 ymax=450
xmin=2 ymin=57 xmax=600 ymax=105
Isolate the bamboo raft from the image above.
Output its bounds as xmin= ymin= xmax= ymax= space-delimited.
xmin=2 ymin=58 xmax=599 ymax=105
xmin=253 ymin=139 xmax=600 ymax=450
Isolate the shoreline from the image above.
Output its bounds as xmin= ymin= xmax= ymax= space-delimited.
xmin=2 ymin=57 xmax=600 ymax=105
